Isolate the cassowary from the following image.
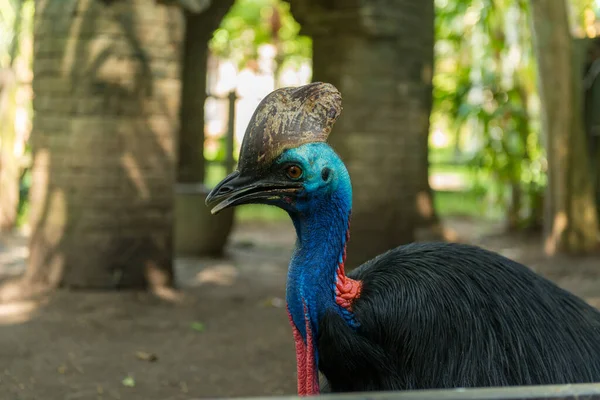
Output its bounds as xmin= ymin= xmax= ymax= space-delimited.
xmin=205 ymin=82 xmax=600 ymax=396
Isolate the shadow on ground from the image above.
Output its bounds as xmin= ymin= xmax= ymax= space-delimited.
xmin=0 ymin=218 xmax=599 ymax=400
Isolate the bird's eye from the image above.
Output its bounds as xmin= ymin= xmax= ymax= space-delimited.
xmin=286 ymin=165 xmax=303 ymax=180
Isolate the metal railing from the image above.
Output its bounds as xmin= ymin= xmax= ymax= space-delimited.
xmin=206 ymin=90 xmax=239 ymax=175
xmin=196 ymin=382 xmax=600 ymax=400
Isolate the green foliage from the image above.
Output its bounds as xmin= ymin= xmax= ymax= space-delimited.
xmin=0 ymin=0 xmax=32 ymax=66
xmin=570 ymin=0 xmax=597 ymax=33
xmin=204 ymin=0 xmax=554 ymax=226
xmin=435 ymin=189 xmax=503 ymax=220
xmin=209 ymin=0 xmax=311 ymax=70
xmin=1 ymin=0 xmax=34 ymax=228
xmin=0 ymin=0 xmax=20 ymax=66
xmin=204 ymin=135 xmax=228 ymax=164
xmin=433 ymin=0 xmax=547 ymax=229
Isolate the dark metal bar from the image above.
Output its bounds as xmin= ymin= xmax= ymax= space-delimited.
xmin=225 ymin=90 xmax=237 ymax=173
xmin=206 ymin=93 xmax=235 ymax=101
xmin=197 ymin=383 xmax=600 ymax=400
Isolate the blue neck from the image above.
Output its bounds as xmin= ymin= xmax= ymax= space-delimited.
xmin=285 ymin=187 xmax=353 ymax=344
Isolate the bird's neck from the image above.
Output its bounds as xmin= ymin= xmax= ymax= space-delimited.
xmin=286 ymin=190 xmax=362 ymax=395
xmin=287 ymin=207 xmax=361 ymax=332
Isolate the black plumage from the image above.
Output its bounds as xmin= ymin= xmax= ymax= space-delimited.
xmin=318 ymin=242 xmax=600 ymax=392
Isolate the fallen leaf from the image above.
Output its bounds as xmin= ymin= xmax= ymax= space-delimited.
xmin=180 ymin=381 xmax=188 ymax=393
xmin=270 ymin=297 xmax=284 ymax=308
xmin=190 ymin=321 xmax=205 ymax=332
xmin=122 ymin=375 xmax=135 ymax=387
xmin=262 ymin=297 xmax=284 ymax=308
xmin=135 ymin=351 xmax=158 ymax=362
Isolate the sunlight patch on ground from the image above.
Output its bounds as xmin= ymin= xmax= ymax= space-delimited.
xmin=0 ymin=299 xmax=41 ymax=325
xmin=587 ymin=297 xmax=600 ymax=309
xmin=175 ymin=257 xmax=245 ymax=288
xmin=194 ymin=263 xmax=239 ymax=286
xmin=151 ymin=286 xmax=186 ymax=303
xmin=496 ymin=247 xmax=525 ymax=260
xmin=544 ymin=211 xmax=568 ymax=255
xmin=121 ymin=153 xmax=150 ymax=199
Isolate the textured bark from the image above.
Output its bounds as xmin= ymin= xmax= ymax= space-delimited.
xmin=156 ymin=0 xmax=212 ymax=13
xmin=413 ymin=0 xmax=441 ymax=236
xmin=530 ymin=0 xmax=599 ymax=255
xmin=177 ymin=1 xmax=234 ymax=183
xmin=289 ymin=0 xmax=436 ymax=267
xmin=27 ymin=0 xmax=183 ymax=290
xmin=583 ymin=38 xmax=600 ymax=223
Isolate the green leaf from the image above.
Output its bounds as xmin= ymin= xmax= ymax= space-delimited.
xmin=191 ymin=321 xmax=205 ymax=332
xmin=122 ymin=375 xmax=135 ymax=387
xmin=209 ymin=0 xmax=311 ymax=70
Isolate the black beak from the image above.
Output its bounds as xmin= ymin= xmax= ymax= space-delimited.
xmin=205 ymin=171 xmax=302 ymax=215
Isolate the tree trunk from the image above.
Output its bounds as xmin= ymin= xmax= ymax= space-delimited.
xmin=177 ymin=1 xmax=234 ymax=183
xmin=529 ymin=0 xmax=599 ymax=255
xmin=507 ymin=181 xmax=522 ymax=231
xmin=414 ymin=0 xmax=444 ymax=240
xmin=26 ymin=0 xmax=183 ymax=291
xmin=583 ymin=38 xmax=600 ymax=224
xmin=173 ymin=1 xmax=235 ymax=258
xmin=177 ymin=12 xmax=210 ymax=184
xmin=289 ymin=0 xmax=436 ymax=267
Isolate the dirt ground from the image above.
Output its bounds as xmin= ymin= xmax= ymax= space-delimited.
xmin=0 ymin=218 xmax=599 ymax=400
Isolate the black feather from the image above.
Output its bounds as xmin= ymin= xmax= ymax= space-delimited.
xmin=317 ymin=242 xmax=600 ymax=392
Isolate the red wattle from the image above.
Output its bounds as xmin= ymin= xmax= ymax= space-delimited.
xmin=334 ymin=229 xmax=362 ymax=311
xmin=287 ymin=307 xmax=320 ymax=396
xmin=304 ymin=309 xmax=319 ymax=395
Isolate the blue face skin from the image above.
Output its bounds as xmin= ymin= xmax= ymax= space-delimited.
xmin=271 ymin=142 xmax=356 ymax=347
xmin=273 ymin=142 xmax=352 ymax=216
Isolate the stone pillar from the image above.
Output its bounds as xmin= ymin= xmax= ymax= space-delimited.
xmin=289 ymin=0 xmax=435 ymax=267
xmin=27 ymin=0 xmax=183 ymax=289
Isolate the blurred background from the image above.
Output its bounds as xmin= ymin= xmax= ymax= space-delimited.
xmin=0 ymin=0 xmax=598 ymax=399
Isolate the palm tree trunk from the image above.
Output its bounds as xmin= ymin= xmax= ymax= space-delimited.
xmin=290 ymin=0 xmax=436 ymax=267
xmin=26 ymin=0 xmax=183 ymax=291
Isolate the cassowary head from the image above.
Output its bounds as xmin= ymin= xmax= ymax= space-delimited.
xmin=206 ymin=82 xmax=349 ymax=216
